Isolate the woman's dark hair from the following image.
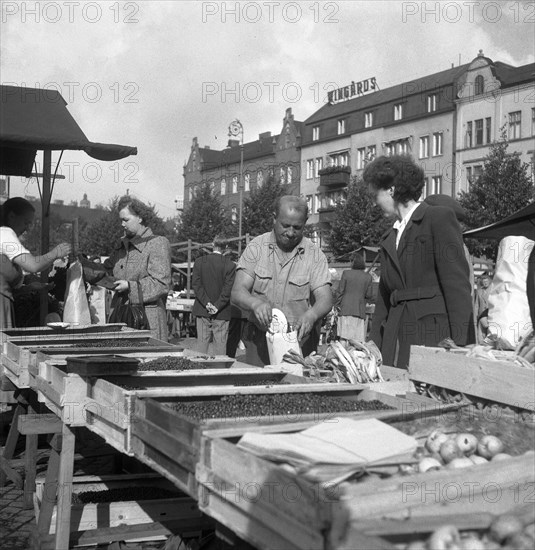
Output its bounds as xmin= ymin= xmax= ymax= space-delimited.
xmin=117 ymin=195 xmax=152 ymax=226
xmin=0 ymin=197 xmax=35 ymax=226
xmin=352 ymin=252 xmax=366 ymax=270
xmin=363 ymin=155 xmax=425 ymax=204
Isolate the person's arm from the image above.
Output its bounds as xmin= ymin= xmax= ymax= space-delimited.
xmin=432 ymin=208 xmax=474 ymax=345
xmin=191 ymin=257 xmax=211 ymax=308
xmin=294 ymin=284 xmax=332 ymax=340
xmin=13 ymin=243 xmax=72 ymax=274
xmin=231 ymin=269 xmax=272 ymax=330
xmin=213 ymin=260 xmax=236 ymax=312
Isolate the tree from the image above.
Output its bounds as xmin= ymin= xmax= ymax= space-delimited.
xmin=459 ymin=128 xmax=534 ymax=259
xmin=242 ymin=175 xmax=286 ymax=237
xmin=327 ymin=176 xmax=390 ymax=259
xmin=176 ymin=183 xmax=229 ymax=244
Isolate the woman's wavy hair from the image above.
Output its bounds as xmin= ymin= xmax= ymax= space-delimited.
xmin=363 ymin=155 xmax=425 ymax=205
xmin=117 ymin=195 xmax=153 ymax=227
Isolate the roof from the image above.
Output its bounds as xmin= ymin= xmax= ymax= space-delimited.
xmin=463 ymin=202 xmax=535 ymax=240
xmin=494 ymin=61 xmax=535 ymax=88
xmin=305 ymin=64 xmax=469 ymax=125
xmin=0 ymin=85 xmax=137 ymax=177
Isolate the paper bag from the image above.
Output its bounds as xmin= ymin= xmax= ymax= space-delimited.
xmin=266 ymin=330 xmax=301 ymax=365
xmin=63 ymin=260 xmax=91 ymax=326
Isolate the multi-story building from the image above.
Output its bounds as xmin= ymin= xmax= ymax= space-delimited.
xmin=183 ymin=108 xmax=302 ymax=222
xmin=455 ymin=51 xmax=535 ymax=194
xmin=301 ymin=65 xmax=470 ymax=243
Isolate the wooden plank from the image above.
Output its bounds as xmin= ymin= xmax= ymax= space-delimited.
xmin=55 ymin=423 xmax=75 ymax=550
xmin=17 ymin=413 xmax=63 ymax=435
xmin=409 ymin=346 xmax=535 ymax=409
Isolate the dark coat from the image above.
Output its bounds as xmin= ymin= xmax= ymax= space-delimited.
xmin=337 ymin=269 xmax=373 ymax=318
xmin=370 ymin=202 xmax=474 ymax=368
xmin=192 ymin=253 xmax=236 ymax=321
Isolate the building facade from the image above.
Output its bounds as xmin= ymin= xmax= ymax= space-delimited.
xmin=455 ymin=51 xmax=535 ymax=194
xmin=183 ymin=108 xmax=302 ymax=222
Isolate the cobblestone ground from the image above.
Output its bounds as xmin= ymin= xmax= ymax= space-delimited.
xmin=0 ymin=484 xmax=36 ymax=549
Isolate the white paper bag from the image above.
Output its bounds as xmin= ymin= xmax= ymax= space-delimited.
xmin=266 ymin=330 xmax=301 ymax=365
xmin=487 ymin=236 xmax=534 ymax=348
xmin=63 ymin=260 xmax=91 ymax=326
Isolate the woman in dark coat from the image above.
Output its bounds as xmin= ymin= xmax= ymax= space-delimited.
xmin=363 ymin=156 xmax=474 ymax=368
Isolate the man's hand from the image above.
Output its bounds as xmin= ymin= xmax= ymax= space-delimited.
xmin=113 ymin=280 xmax=129 ymax=293
xmin=251 ymin=298 xmax=272 ymax=331
xmin=294 ymin=310 xmax=318 ymax=340
xmin=206 ymin=302 xmax=218 ymax=315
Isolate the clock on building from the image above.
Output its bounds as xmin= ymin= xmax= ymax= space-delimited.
xmin=228 ymin=120 xmax=242 ymax=137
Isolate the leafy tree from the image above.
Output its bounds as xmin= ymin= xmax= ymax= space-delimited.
xmin=459 ymin=128 xmax=534 ymax=259
xmin=242 ymin=175 xmax=286 ymax=237
xmin=327 ymin=176 xmax=390 ymax=259
xmin=176 ymin=183 xmax=228 ymax=245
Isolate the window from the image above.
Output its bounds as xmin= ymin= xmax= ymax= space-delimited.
xmin=357 ymin=147 xmax=366 ymax=169
xmin=312 ymin=126 xmax=320 ymax=141
xmin=468 ymin=164 xmax=483 ymax=185
xmin=486 ymin=117 xmax=492 ymax=144
xmin=531 ymin=108 xmax=535 ymax=136
xmin=367 ymin=145 xmax=376 ymax=161
xmin=220 ymin=178 xmax=226 ymax=195
xmin=430 ymin=176 xmax=442 ymax=195
xmin=313 ymin=194 xmax=320 ymax=214
xmin=466 ymin=166 xmax=472 ymax=185
xmin=396 ymin=140 xmax=409 ymax=155
xmin=509 ymin=111 xmax=521 ymax=140
xmin=364 ymin=111 xmax=373 ymax=128
xmin=385 ymin=143 xmax=395 ymax=157
xmin=384 ymin=139 xmax=410 ymax=157
xmin=329 ymin=151 xmax=349 ymax=167
xmin=244 ymin=173 xmax=250 ymax=191
xmin=432 ymin=132 xmax=443 ymax=156
xmin=188 ymin=186 xmax=193 ymax=201
xmin=209 ymin=181 xmax=215 ymax=193
xmin=306 ymin=159 xmax=314 ymax=179
xmin=257 ymin=170 xmax=263 ymax=187
xmin=475 ymin=119 xmax=484 ymax=146
xmin=427 ymin=94 xmax=437 ymax=113
xmin=232 ymin=175 xmax=238 ymax=194
xmin=394 ymin=103 xmax=403 ymax=121
xmin=315 ymin=157 xmax=323 ymax=177
xmin=475 ymin=75 xmax=484 ymax=95
xmin=287 ymin=166 xmax=292 ymax=184
xmin=337 ymin=119 xmax=346 ymax=134
xmin=280 ymin=166 xmax=286 ymax=185
xmin=306 ymin=195 xmax=312 ymax=213
xmin=231 ymin=206 xmax=238 ymax=223
xmin=466 ymin=122 xmax=473 ymax=148
xmin=421 ymin=178 xmax=428 ymax=199
xmin=419 ymin=136 xmax=430 ymax=158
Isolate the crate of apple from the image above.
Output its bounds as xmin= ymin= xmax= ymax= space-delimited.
xmin=417 ymin=430 xmax=512 ymax=473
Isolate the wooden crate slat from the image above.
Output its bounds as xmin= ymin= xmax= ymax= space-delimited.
xmin=409 ymin=346 xmax=535 ymax=409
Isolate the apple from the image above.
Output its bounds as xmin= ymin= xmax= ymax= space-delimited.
xmin=447 ymin=457 xmax=474 ymax=469
xmin=428 ymin=525 xmax=461 ymax=550
xmin=454 ymin=433 xmax=478 ymax=456
xmin=489 ymin=514 xmax=524 ymax=542
xmin=458 ymin=536 xmax=486 ymax=550
xmin=476 ymin=435 xmax=504 ymax=459
xmin=506 ymin=533 xmax=534 ymax=549
xmin=426 ymin=430 xmax=450 ymax=454
xmin=440 ymin=438 xmax=463 ymax=464
xmin=469 ymin=455 xmax=488 ymax=465
xmin=418 ymin=456 xmax=442 ymax=473
xmin=491 ymin=452 xmax=512 ymax=461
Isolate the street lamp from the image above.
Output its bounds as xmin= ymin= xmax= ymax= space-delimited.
xmin=228 ymin=119 xmax=244 ymax=254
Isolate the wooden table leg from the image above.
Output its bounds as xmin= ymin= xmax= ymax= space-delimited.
xmin=37 ymin=434 xmax=61 ymax=537
xmin=54 ymin=423 xmax=75 ymax=550
xmin=0 ymin=400 xmax=25 ymax=487
xmin=23 ymin=393 xmax=40 ymax=508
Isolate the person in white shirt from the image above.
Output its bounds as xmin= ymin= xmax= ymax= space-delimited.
xmin=363 ymin=156 xmax=474 ymax=368
xmin=0 ymin=197 xmax=71 ymax=329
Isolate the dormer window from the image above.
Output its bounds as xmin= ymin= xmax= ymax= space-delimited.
xmin=475 ymin=75 xmax=484 ymax=95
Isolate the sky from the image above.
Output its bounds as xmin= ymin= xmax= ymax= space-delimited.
xmin=1 ymin=0 xmax=534 ymax=219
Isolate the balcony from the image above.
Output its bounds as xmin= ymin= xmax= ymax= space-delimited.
xmin=318 ymin=165 xmax=351 ymax=187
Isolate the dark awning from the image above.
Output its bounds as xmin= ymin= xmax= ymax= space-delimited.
xmin=0 ymin=85 xmax=137 ymax=176
xmin=463 ymin=202 xmax=535 ymax=240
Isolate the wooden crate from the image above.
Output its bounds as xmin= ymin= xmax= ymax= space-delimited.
xmin=2 ymin=329 xmax=164 ymax=389
xmin=34 ymin=473 xmax=206 ymax=538
xmin=131 ymin=389 xmax=427 ymax=499
xmin=329 ymin=453 xmax=535 ymax=549
xmin=409 ymin=346 xmax=535 ymax=410
xmin=0 ymin=323 xmax=126 ymax=344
